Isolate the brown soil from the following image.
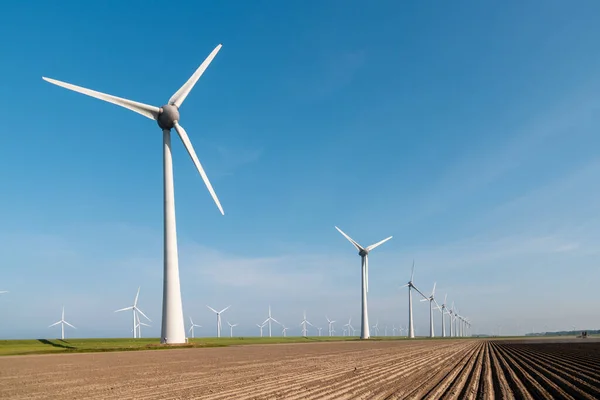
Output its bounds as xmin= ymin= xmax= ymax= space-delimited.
xmin=0 ymin=339 xmax=599 ymax=399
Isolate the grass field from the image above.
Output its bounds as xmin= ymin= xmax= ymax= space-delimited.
xmin=0 ymin=336 xmax=400 ymax=356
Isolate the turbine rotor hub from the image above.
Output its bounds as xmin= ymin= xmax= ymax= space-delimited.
xmin=157 ymin=104 xmax=180 ymax=130
xmin=359 ymin=249 xmax=368 ymax=257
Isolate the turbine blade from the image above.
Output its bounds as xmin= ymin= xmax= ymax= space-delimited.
xmin=173 ymin=122 xmax=224 ymax=215
xmin=411 ymin=260 xmax=415 ymax=281
xmin=219 ymin=305 xmax=231 ymax=314
xmin=432 ymin=282 xmax=437 ymax=296
xmin=169 ymin=44 xmax=223 ymax=108
xmin=49 ymin=321 xmax=61 ymax=327
xmin=334 ymin=226 xmax=364 ymax=251
xmin=114 ymin=306 xmax=133 ymax=313
xmin=64 ymin=321 xmax=76 ymax=329
xmin=366 ymin=236 xmax=393 ymax=252
xmin=207 ymin=305 xmax=218 ymax=313
xmin=136 ymin=308 xmax=151 ymax=322
xmin=134 ymin=287 xmax=141 ymax=306
xmin=42 ymin=77 xmax=159 ymax=120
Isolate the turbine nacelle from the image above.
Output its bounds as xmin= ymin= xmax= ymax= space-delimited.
xmin=157 ymin=104 xmax=180 ymax=130
xmin=358 ymin=249 xmax=369 ymax=257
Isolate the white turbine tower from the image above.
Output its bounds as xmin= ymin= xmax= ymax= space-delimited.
xmin=401 ymin=261 xmax=428 ymax=338
xmin=300 ymin=311 xmax=313 ymax=337
xmin=49 ymin=306 xmax=76 ymax=340
xmin=326 ymin=316 xmax=336 ymax=337
xmin=227 ymin=321 xmax=238 ymax=338
xmin=43 ymin=44 xmax=225 ymax=345
xmin=207 ymin=305 xmax=230 ymax=338
xmin=420 ymin=282 xmax=440 ymax=338
xmin=115 ymin=287 xmax=151 ymax=339
xmin=335 ymin=226 xmax=392 ymax=339
xmin=263 ymin=305 xmax=281 ymax=337
xmin=188 ymin=317 xmax=201 ymax=339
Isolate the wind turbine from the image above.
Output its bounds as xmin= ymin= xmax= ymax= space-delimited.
xmin=317 ymin=327 xmax=323 ymax=337
xmin=207 ymin=305 xmax=230 ymax=338
xmin=326 ymin=316 xmax=336 ymax=337
xmin=227 ymin=321 xmax=238 ymax=338
xmin=43 ymin=44 xmax=226 ymax=345
xmin=400 ymin=261 xmax=428 ymax=338
xmin=300 ymin=311 xmax=313 ymax=337
xmin=392 ymin=324 xmax=397 ymax=336
xmin=281 ymin=325 xmax=290 ymax=337
xmin=256 ymin=322 xmax=266 ymax=337
xmin=188 ymin=317 xmax=201 ymax=339
xmin=263 ymin=305 xmax=281 ymax=337
xmin=135 ymin=312 xmax=151 ymax=339
xmin=435 ymin=294 xmax=448 ymax=337
xmin=335 ymin=226 xmax=392 ymax=339
xmin=49 ymin=306 xmax=76 ymax=340
xmin=420 ymin=282 xmax=440 ymax=338
xmin=344 ymin=318 xmax=355 ymax=337
xmin=115 ymin=287 xmax=151 ymax=339
xmin=372 ymin=320 xmax=380 ymax=336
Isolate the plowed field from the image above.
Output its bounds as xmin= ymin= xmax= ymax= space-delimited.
xmin=1 ymin=339 xmax=599 ymax=399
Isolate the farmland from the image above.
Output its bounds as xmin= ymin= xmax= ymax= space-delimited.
xmin=1 ymin=338 xmax=599 ymax=399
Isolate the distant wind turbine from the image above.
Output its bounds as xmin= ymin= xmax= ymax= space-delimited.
xmin=188 ymin=317 xmax=201 ymax=339
xmin=300 ymin=311 xmax=313 ymax=337
xmin=401 ymin=261 xmax=428 ymax=338
xmin=207 ymin=305 xmax=230 ymax=338
xmin=420 ymin=282 xmax=440 ymax=338
xmin=227 ymin=321 xmax=238 ymax=338
xmin=49 ymin=306 xmax=76 ymax=340
xmin=135 ymin=312 xmax=151 ymax=338
xmin=282 ymin=325 xmax=290 ymax=337
xmin=326 ymin=316 xmax=336 ymax=337
xmin=263 ymin=305 xmax=281 ymax=337
xmin=256 ymin=322 xmax=266 ymax=337
xmin=335 ymin=226 xmax=392 ymax=339
xmin=115 ymin=287 xmax=151 ymax=339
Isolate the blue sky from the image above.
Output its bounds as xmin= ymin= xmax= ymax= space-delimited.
xmin=1 ymin=0 xmax=599 ymax=339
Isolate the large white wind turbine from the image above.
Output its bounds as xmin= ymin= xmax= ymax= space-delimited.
xmin=49 ymin=306 xmax=76 ymax=340
xmin=400 ymin=261 xmax=428 ymax=338
xmin=263 ymin=305 xmax=281 ymax=337
xmin=300 ymin=311 xmax=313 ymax=337
xmin=227 ymin=321 xmax=238 ymax=338
xmin=43 ymin=44 xmax=225 ymax=345
xmin=335 ymin=226 xmax=392 ymax=339
xmin=207 ymin=305 xmax=230 ymax=338
xmin=188 ymin=317 xmax=201 ymax=339
xmin=420 ymin=282 xmax=440 ymax=338
xmin=115 ymin=287 xmax=151 ymax=339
